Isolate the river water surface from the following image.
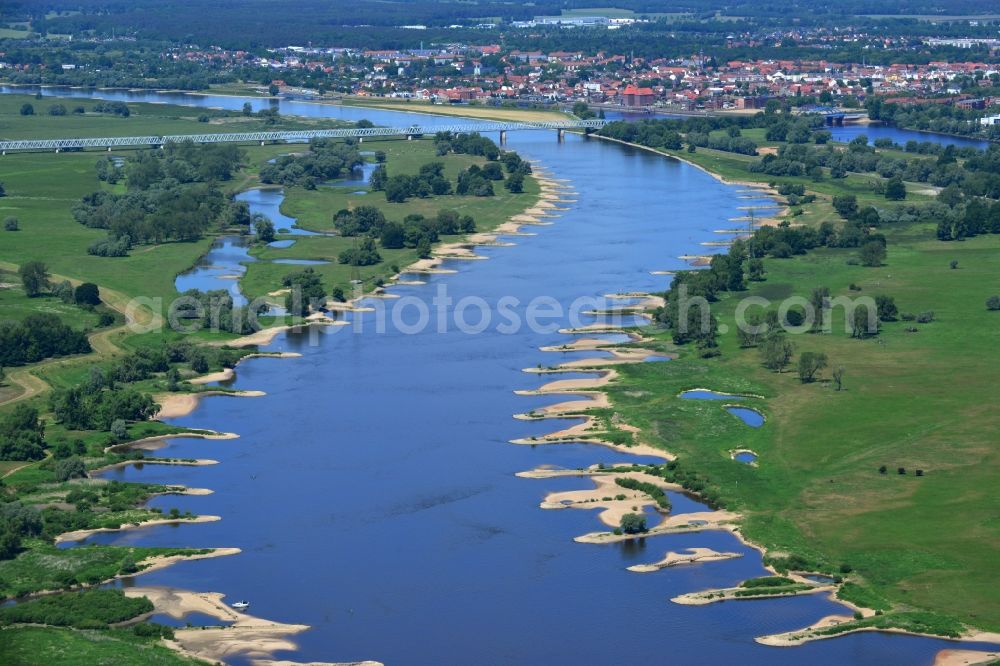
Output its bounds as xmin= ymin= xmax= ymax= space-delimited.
xmin=6 ymin=86 xmax=995 ymax=665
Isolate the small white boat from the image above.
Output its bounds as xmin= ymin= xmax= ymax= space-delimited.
xmin=231 ymin=600 xmax=251 ymax=611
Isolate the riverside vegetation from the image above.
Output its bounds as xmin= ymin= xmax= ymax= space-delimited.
xmin=0 ymin=92 xmax=540 ymax=661
xmin=580 ymin=112 xmax=1000 ymax=639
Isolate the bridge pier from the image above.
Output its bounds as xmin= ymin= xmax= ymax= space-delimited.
xmin=499 ymin=130 xmax=507 ymax=145
xmin=557 ymin=129 xmax=565 ymax=142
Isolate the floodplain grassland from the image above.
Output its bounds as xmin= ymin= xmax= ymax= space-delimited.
xmin=243 ymin=137 xmax=540 ymax=299
xmin=0 ymin=90 xmax=544 ymax=662
xmin=0 ymin=625 xmax=203 ymax=665
xmin=587 ymin=136 xmax=1000 ymax=634
xmin=342 ymin=96 xmax=570 ymax=123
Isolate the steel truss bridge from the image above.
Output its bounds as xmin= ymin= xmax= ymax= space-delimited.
xmin=0 ymin=119 xmax=608 ymax=153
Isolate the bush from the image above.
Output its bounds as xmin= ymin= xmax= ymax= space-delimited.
xmin=859 ymin=241 xmax=886 ymax=267
xmin=133 ymin=622 xmax=175 ymax=639
xmin=619 ymin=513 xmax=647 ymax=534
xmin=74 ymin=283 xmax=101 ymax=306
xmin=3 ymin=216 xmax=18 ymax=231
xmin=915 ymin=311 xmax=935 ymax=324
xmin=111 ymin=419 xmax=128 ymax=441
xmin=614 ymin=478 xmax=671 ymax=511
xmin=740 ymin=576 xmax=795 ymax=588
xmin=53 ymin=456 xmax=87 ymax=482
xmin=987 ymin=295 xmax=1000 ymax=311
xmin=0 ymin=314 xmax=91 ymax=367
xmin=0 ymin=589 xmax=154 ymax=628
xmin=53 ymin=280 xmax=75 ymax=304
xmin=87 ymin=236 xmax=131 ymax=257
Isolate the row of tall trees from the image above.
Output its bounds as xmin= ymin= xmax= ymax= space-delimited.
xmin=75 ymin=143 xmax=245 ymax=252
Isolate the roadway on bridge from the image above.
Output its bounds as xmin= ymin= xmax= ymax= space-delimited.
xmin=0 ymin=119 xmax=608 ymax=153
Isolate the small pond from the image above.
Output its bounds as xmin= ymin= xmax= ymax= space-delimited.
xmin=679 ymin=389 xmax=739 ymax=401
xmin=727 ymin=407 xmax=765 ymax=428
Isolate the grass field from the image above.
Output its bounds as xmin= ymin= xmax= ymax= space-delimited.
xmin=634 ymin=137 xmax=936 ymax=228
xmin=0 ymin=626 xmax=202 ymax=665
xmin=0 ymin=275 xmax=102 ymax=328
xmin=342 ymin=97 xmax=570 ymax=123
xmin=596 ymin=144 xmax=1000 ymax=630
xmin=0 ymin=92 xmax=361 ymax=141
xmin=242 ymin=138 xmax=540 ymax=299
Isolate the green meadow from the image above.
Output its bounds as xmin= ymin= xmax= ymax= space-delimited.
xmin=0 ymin=625 xmax=202 ymax=665
xmin=244 ymin=138 xmax=539 ymax=299
xmin=592 ymin=142 xmax=1000 ymax=631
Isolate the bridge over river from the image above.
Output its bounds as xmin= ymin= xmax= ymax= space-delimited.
xmin=0 ymin=119 xmax=607 ymax=153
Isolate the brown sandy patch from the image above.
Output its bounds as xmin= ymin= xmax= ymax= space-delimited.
xmin=516 ymin=391 xmax=609 ymax=417
xmin=934 ymin=650 xmax=1000 ymax=666
xmin=539 ymin=336 xmax=644 ymax=352
xmin=55 ymin=515 xmax=222 ymax=544
xmin=519 ymin=369 xmax=618 ymax=393
xmin=574 ymin=509 xmax=742 ymax=544
xmin=188 ymin=368 xmax=235 ymax=385
xmin=105 ymin=430 xmax=238 ymax=454
xmin=539 ymin=469 xmax=680 ymax=528
xmin=155 ymin=390 xmax=266 ymax=419
xmin=124 ymin=586 xmax=317 ymax=664
xmin=221 ymin=316 xmax=346 ymax=348
xmin=627 ymin=547 xmax=743 ymax=572
xmin=673 ymin=583 xmax=835 ymax=606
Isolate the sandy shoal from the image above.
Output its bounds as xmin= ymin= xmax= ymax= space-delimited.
xmin=758 ymin=620 xmax=1000 ymax=649
xmin=187 ymin=352 xmax=301 ymax=387
xmin=574 ymin=509 xmax=742 ymax=544
xmin=555 ymin=349 xmax=667 ymax=368
xmin=188 ymin=368 xmax=235 ymax=385
xmin=105 ymin=430 xmax=238 ymax=454
xmin=124 ymin=586 xmax=314 ymax=664
xmin=254 ymin=661 xmax=384 ymax=666
xmin=221 ymin=315 xmax=345 ymax=349
xmin=934 ymin=650 xmax=1000 ymax=666
xmin=539 ymin=469 xmax=682 ymax=528
xmin=539 ymin=336 xmax=644 ymax=352
xmin=519 ymin=369 xmax=618 ymax=393
xmin=55 ymin=515 xmax=222 ymax=544
xmin=155 ymin=390 xmax=266 ymax=419
xmin=517 ymin=391 xmax=609 ymax=417
xmin=673 ymin=583 xmax=836 ymax=606
xmin=628 ymin=547 xmax=743 ymax=573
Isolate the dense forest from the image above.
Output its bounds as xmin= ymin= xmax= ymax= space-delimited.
xmin=74 ymin=143 xmax=244 ymax=252
xmin=2 ymin=0 xmax=998 ymax=56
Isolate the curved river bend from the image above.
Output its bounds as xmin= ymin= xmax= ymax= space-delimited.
xmin=7 ymin=86 xmax=995 ymax=665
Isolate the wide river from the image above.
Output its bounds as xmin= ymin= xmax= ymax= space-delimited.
xmin=6 ymin=86 xmax=995 ymax=664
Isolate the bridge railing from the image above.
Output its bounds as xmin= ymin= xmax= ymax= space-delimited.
xmin=0 ymin=119 xmax=607 ymax=153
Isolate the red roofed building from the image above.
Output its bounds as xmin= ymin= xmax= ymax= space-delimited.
xmin=622 ymin=83 xmax=655 ymax=107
